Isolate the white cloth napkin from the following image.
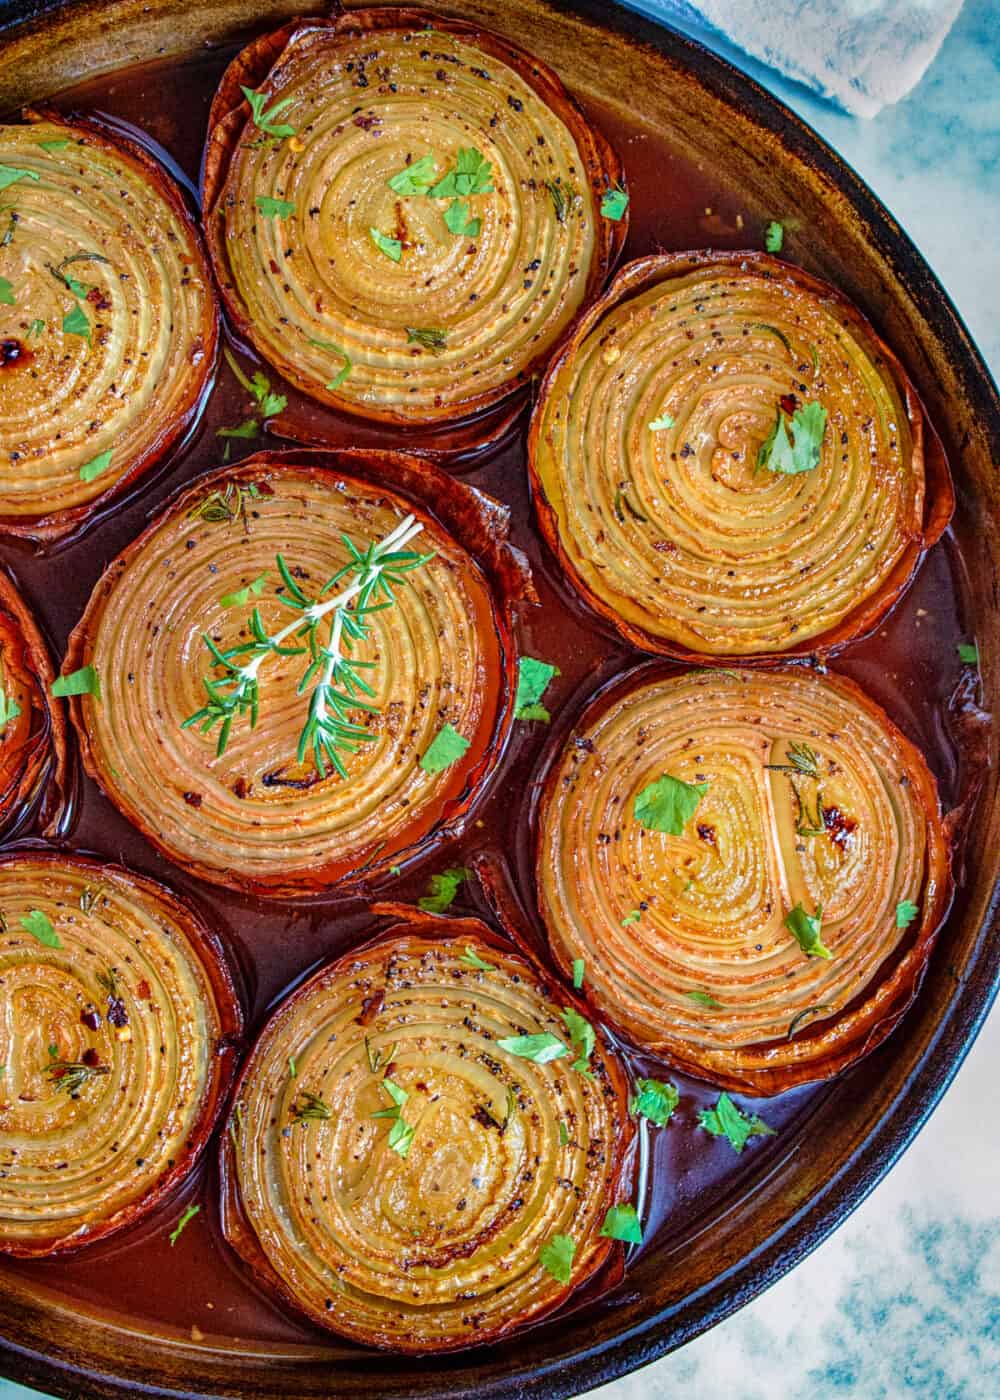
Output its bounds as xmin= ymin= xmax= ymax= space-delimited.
xmin=619 ymin=0 xmax=964 ymax=116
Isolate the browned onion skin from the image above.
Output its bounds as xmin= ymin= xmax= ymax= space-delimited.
xmin=0 ymin=110 xmax=218 ymax=544
xmin=0 ymin=849 xmax=242 ymax=1256
xmin=0 ymin=571 xmax=69 ymax=839
xmin=219 ymin=913 xmax=635 ymax=1353
xmin=529 ymin=252 xmax=954 ymax=660
xmin=201 ymin=6 xmax=626 ymax=427
xmin=534 ymin=665 xmax=953 ymax=1095
xmin=63 ymin=449 xmax=531 ymax=897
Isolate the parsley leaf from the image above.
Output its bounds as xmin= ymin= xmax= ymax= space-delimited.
xmin=216 ymin=418 xmax=260 ymax=441
xmin=957 ymin=642 xmax=979 ymax=665
xmin=419 ymin=722 xmax=469 ymax=774
xmin=168 ymin=1203 xmax=200 ymax=1246
xmin=370 ymin=227 xmax=403 ymax=262
xmin=572 ymin=958 xmax=585 ymax=989
xmin=600 ymin=1203 xmax=642 ymax=1244
xmin=621 ymin=910 xmax=641 ymax=927
xmin=241 ymin=86 xmax=296 ymax=140
xmin=539 ymin=1233 xmax=575 ymax=1285
xmin=896 ymin=899 xmax=919 ymax=929
xmin=406 ymin=327 xmax=447 ymax=352
xmin=459 ymin=945 xmax=495 ymax=971
xmin=784 ymin=903 xmax=831 ymax=959
xmin=442 ymin=198 xmax=480 ymax=238
xmin=629 ymin=1077 xmax=678 ymax=1126
xmin=558 ymin=1120 xmax=570 ymax=1146
xmin=62 ymin=303 xmax=91 ymax=341
xmin=418 ymin=865 xmax=470 ymax=913
xmin=27 ymin=318 xmax=45 ymax=337
xmin=649 ymin=412 xmax=675 ymax=431
xmin=633 ymin=773 xmax=708 ymax=835
xmin=0 ymin=684 xmax=21 ymax=731
xmin=79 ymin=449 xmax=113 ymax=484
xmin=757 ymin=401 xmax=827 ymax=475
xmin=698 ymin=1092 xmax=775 ymax=1153
xmin=309 ymin=338 xmax=352 ymax=391
xmin=600 ymin=184 xmax=629 ymax=221
xmin=496 ymin=1032 xmax=569 ymax=1064
xmin=52 ymin=665 xmax=100 ymax=699
xmin=561 ymin=1006 xmax=595 ymax=1074
xmin=764 ymin=220 xmax=784 ymax=252
xmin=39 ymin=139 xmax=71 ymax=153
xmin=20 ymin=909 xmax=61 ymax=948
xmin=428 ymin=147 xmax=493 ymax=199
xmin=685 ymin=990 xmax=722 ymax=1009
xmin=0 ymin=165 xmax=40 ymax=193
xmin=220 ymin=572 xmax=269 ymax=609
xmin=0 ymin=278 xmax=14 ymax=306
xmin=255 ymin=195 xmax=295 ymax=220
xmin=515 ymin=656 xmax=559 ymax=722
xmin=388 ymin=153 xmax=438 ymax=195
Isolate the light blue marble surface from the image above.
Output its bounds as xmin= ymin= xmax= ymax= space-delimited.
xmin=0 ymin=2 xmax=997 ymax=1398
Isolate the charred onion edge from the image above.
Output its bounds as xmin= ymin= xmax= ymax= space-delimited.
xmin=62 ymin=447 xmax=533 ymax=897
xmin=218 ymin=910 xmax=636 ymax=1352
xmin=0 ymin=569 xmax=70 ymax=839
xmin=527 ymin=251 xmax=955 ymax=664
xmin=0 ymin=107 xmax=219 ymax=545
xmin=529 ymin=659 xmax=954 ymax=1095
xmin=200 ymin=5 xmax=627 ymax=427
xmin=0 ymin=843 xmax=243 ymax=1257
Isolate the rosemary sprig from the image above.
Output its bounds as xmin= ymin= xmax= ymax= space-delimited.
xmin=765 ymin=740 xmax=820 ymax=781
xmin=182 ymin=516 xmax=433 ymax=776
xmin=46 ymin=1045 xmax=109 ymax=1096
xmin=290 ymin=1090 xmax=332 ymax=1124
xmin=766 ymin=741 xmax=825 ymax=836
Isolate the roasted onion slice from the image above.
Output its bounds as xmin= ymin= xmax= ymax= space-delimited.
xmin=535 ymin=666 xmax=952 ymax=1094
xmin=64 ymin=450 xmax=526 ymax=897
xmin=201 ymin=6 xmax=625 ymax=425
xmin=0 ymin=112 xmax=218 ymax=543
xmin=0 ymin=570 xmax=69 ymax=838
xmin=220 ymin=915 xmax=634 ymax=1352
xmin=0 ymin=850 xmax=241 ymax=1256
xmin=529 ymin=252 xmax=953 ymax=658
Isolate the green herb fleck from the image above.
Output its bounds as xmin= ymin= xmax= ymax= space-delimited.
xmin=459 ymin=945 xmax=495 ymax=971
xmin=764 ymin=220 xmax=784 ymax=252
xmin=288 ymin=1055 xmax=297 ymax=1079
xmin=442 ymin=198 xmax=480 ymax=238
xmin=290 ymin=1090 xmax=332 ymax=1124
xmin=308 ymin=338 xmax=352 ymax=391
xmin=896 ymin=899 xmax=919 ymax=929
xmin=387 ymin=153 xmax=438 ymax=195
xmin=621 ymin=910 xmax=641 ymax=927
xmin=497 ymin=1032 xmax=569 ymax=1064
xmin=0 ymin=278 xmax=13 ymax=307
xmin=514 ymin=656 xmax=559 ymax=722
xmin=784 ymin=902 xmax=831 ymax=959
xmin=169 ymin=1204 xmax=200 ymax=1246
xmin=406 ymin=326 xmax=447 ymax=352
xmin=428 ymin=147 xmax=493 ymax=199
xmin=241 ymin=86 xmax=296 ymax=140
xmin=649 ymin=412 xmax=675 ymax=431
xmin=600 ymin=1203 xmax=642 ymax=1243
xmin=787 ymin=1004 xmax=834 ymax=1039
xmin=633 ymin=773 xmax=708 ymax=835
xmin=418 ymin=865 xmax=470 ymax=913
xmin=757 ymin=401 xmax=827 ymax=475
xmin=539 ymin=1233 xmax=575 ymax=1285
xmin=27 ymin=318 xmax=45 ymax=337
xmin=52 ymin=665 xmax=100 ymax=699
xmin=220 ymin=573 xmax=269 ymax=609
xmin=629 ymin=1077 xmax=679 ymax=1127
xmin=558 ymin=1120 xmax=570 ymax=1146
xmin=79 ymin=449 xmax=113 ymax=484
xmin=20 ymin=909 xmax=61 ymax=948
xmin=685 ymin=990 xmax=722 ymax=1009
xmin=600 ymin=184 xmax=629 ymax=221
xmin=62 ymin=303 xmax=91 ymax=341
xmin=39 ymin=139 xmax=71 ymax=152
xmin=419 ymin=722 xmax=469 ymax=774
xmin=957 ymin=642 xmax=979 ymax=665
xmin=698 ymin=1092 xmax=775 ymax=1153
xmin=0 ymin=165 xmax=40 ymax=193
xmin=561 ymin=1006 xmax=596 ymax=1075
xmin=370 ymin=227 xmax=403 ymax=261
xmin=0 ymin=683 xmax=21 ymax=732
xmin=255 ymin=195 xmax=295 ymax=220
xmin=572 ymin=958 xmax=585 ymax=989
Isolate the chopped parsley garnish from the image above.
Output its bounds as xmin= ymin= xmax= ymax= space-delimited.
xmin=39 ymin=139 xmax=71 ymax=152
xmin=0 ymin=165 xmax=40 ymax=193
xmin=419 ymin=722 xmax=469 ymax=774
xmin=241 ymin=86 xmax=296 ymax=140
xmin=629 ymin=1077 xmax=678 ymax=1126
xmin=428 ymin=147 xmax=493 ymax=199
xmin=62 ymin=303 xmax=91 ymax=341
xmin=52 ymin=665 xmax=100 ymax=699
xmin=698 ymin=1092 xmax=774 ymax=1153
xmin=784 ymin=902 xmax=831 ymax=959
xmin=685 ymin=990 xmax=722 ymax=1009
xmin=561 ymin=1007 xmax=595 ymax=1074
xmin=220 ymin=572 xmax=269 ymax=609
xmin=224 ymin=349 xmax=287 ymax=419
xmin=621 ymin=910 xmax=642 ymax=927
xmin=308 ymin=337 xmax=352 ymax=391
xmin=442 ymin=198 xmax=480 ymax=238
xmin=406 ymin=326 xmax=447 ymax=352
xmin=369 ymin=227 xmax=403 ymax=261
xmin=216 ymin=419 xmax=259 ymax=441
xmin=0 ymin=684 xmax=21 ymax=732
xmin=0 ymin=278 xmax=14 ymax=306
xmin=957 ymin=642 xmax=979 ymax=665
xmin=572 ymin=958 xmax=585 ymax=989
xmin=27 ymin=318 xmax=45 ymax=337
xmin=459 ymin=945 xmax=495 ymax=971
xmin=79 ymin=449 xmax=113 ymax=484
xmin=764 ymin=220 xmax=784 ymax=252
xmin=558 ymin=1120 xmax=570 ymax=1146
xmin=20 ymin=909 xmax=61 ymax=948
xmin=387 ymin=153 xmax=438 ymax=195
xmin=649 ymin=412 xmax=675 ymax=431
xmin=539 ymin=1233 xmax=575 ymax=1285
xmin=418 ymin=865 xmax=470 ymax=913
xmin=372 ymin=1077 xmax=414 ymax=1158
xmin=255 ymin=195 xmax=295 ymax=220
xmin=168 ymin=1204 xmax=200 ymax=1246
xmin=496 ymin=1032 xmax=569 ymax=1064
xmin=600 ymin=1203 xmax=642 ymax=1243
xmin=600 ymin=184 xmax=629 ymax=221
xmin=633 ymin=773 xmax=708 ymax=836
xmin=895 ymin=899 xmax=919 ymax=928
xmin=514 ymin=656 xmax=559 ymax=722
xmin=757 ymin=401 xmax=827 ymax=475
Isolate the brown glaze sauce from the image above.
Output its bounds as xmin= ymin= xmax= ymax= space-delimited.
xmin=0 ymin=41 xmax=978 ymax=1357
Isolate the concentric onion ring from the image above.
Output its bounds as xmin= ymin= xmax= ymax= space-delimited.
xmin=0 ymin=112 xmax=218 ymax=543
xmin=529 ymin=252 xmax=953 ymax=658
xmin=0 ymin=570 xmax=69 ymax=838
xmin=220 ymin=914 xmax=634 ymax=1352
xmin=0 ymin=849 xmax=241 ymax=1256
xmin=535 ymin=665 xmax=952 ymax=1094
xmin=64 ymin=450 xmax=527 ymax=897
xmin=201 ymin=6 xmax=625 ymax=425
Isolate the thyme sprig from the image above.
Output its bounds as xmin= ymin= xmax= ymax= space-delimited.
xmin=766 ymin=741 xmax=825 ymax=837
xmin=182 ymin=515 xmax=432 ymax=775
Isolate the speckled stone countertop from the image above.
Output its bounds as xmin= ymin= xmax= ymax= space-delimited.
xmin=0 ymin=1 xmax=997 ymax=1398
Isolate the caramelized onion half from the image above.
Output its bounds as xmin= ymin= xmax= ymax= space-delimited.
xmin=220 ymin=915 xmax=634 ymax=1352
xmin=0 ymin=850 xmax=241 ymax=1256
xmin=202 ymin=6 xmax=625 ymax=425
xmin=0 ymin=113 xmax=218 ymax=543
xmin=535 ymin=665 xmax=952 ymax=1093
xmin=0 ymin=571 xmax=69 ymax=838
xmin=64 ymin=450 xmax=527 ymax=897
xmin=529 ymin=252 xmax=953 ymax=658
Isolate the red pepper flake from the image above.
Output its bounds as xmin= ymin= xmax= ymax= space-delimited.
xmin=779 ymin=393 xmax=799 ymax=415
xmin=81 ymin=1048 xmax=101 ymax=1068
xmin=697 ymin=823 xmax=717 ymax=847
xmin=183 ymin=791 xmax=203 ymax=808
xmin=80 ymin=1008 xmax=102 ymax=1031
xmin=822 ymin=805 xmax=856 ymax=851
xmin=136 ymin=980 xmax=152 ymax=1000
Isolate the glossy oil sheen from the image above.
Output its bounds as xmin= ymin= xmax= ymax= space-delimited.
xmin=0 ymin=13 xmax=989 ymax=1396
